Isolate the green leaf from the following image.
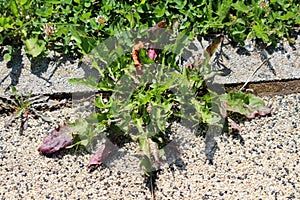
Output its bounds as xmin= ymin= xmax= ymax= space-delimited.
xmin=90 ymin=18 xmax=99 ymax=29
xmin=79 ymin=37 xmax=97 ymax=55
xmin=24 ymin=37 xmax=46 ymax=57
xmin=139 ymin=49 xmax=155 ymax=64
xmin=10 ymin=0 xmax=20 ymax=18
xmin=70 ymin=27 xmax=82 ymax=44
xmin=135 ymin=0 xmax=146 ymax=6
xmin=67 ymin=139 xmax=89 ymax=148
xmin=80 ymin=12 xmax=91 ymax=21
xmin=232 ymin=1 xmax=251 ymax=13
xmin=216 ymin=0 xmax=232 ymax=21
xmin=20 ymin=0 xmax=28 ymax=6
xmin=68 ymin=77 xmax=98 ymax=88
xmin=278 ymin=12 xmax=297 ymax=20
xmin=62 ymin=0 xmax=72 ymax=4
xmin=4 ymin=53 xmax=11 ymax=61
xmin=95 ymin=95 xmax=111 ymax=109
xmin=220 ymin=91 xmax=272 ymax=119
xmin=252 ymin=23 xmax=269 ymax=42
xmin=296 ymin=16 xmax=300 ymax=24
xmin=11 ymin=85 xmax=17 ymax=96
xmin=139 ymin=137 xmax=150 ymax=156
xmin=154 ymin=4 xmax=166 ymax=17
xmin=14 ymin=109 xmax=25 ymax=118
xmin=35 ymin=5 xmax=53 ymax=17
xmin=3 ymin=45 xmax=12 ymax=61
xmin=72 ymin=118 xmax=89 ymax=135
xmin=84 ymin=2 xmax=91 ymax=7
xmin=140 ymin=155 xmax=153 ymax=176
xmin=172 ymin=0 xmax=187 ymax=9
xmin=45 ymin=0 xmax=62 ymax=4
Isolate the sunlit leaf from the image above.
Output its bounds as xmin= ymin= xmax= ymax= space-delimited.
xmin=220 ymin=91 xmax=272 ymax=119
xmin=205 ymin=35 xmax=224 ymax=57
xmin=24 ymin=37 xmax=46 ymax=57
xmin=88 ymin=139 xmax=118 ymax=168
xmin=154 ymin=4 xmax=165 ymax=17
xmin=253 ymin=23 xmax=269 ymax=42
xmin=10 ymin=0 xmax=19 ymax=18
xmin=38 ymin=123 xmax=73 ymax=154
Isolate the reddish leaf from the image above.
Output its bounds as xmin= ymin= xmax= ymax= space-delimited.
xmin=220 ymin=92 xmax=272 ymax=119
xmin=148 ymin=48 xmax=157 ymax=60
xmin=88 ymin=139 xmax=118 ymax=168
xmin=148 ymin=138 xmax=162 ymax=167
xmin=148 ymin=21 xmax=166 ymax=33
xmin=220 ymin=101 xmax=228 ymax=118
xmin=38 ymin=123 xmax=73 ymax=154
xmin=132 ymin=41 xmax=144 ymax=76
xmin=205 ymin=35 xmax=224 ymax=57
xmin=132 ymin=41 xmax=144 ymax=66
xmin=228 ymin=117 xmax=242 ymax=132
xmin=244 ymin=105 xmax=272 ymax=119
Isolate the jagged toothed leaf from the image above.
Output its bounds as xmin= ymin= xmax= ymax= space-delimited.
xmin=68 ymin=77 xmax=98 ymax=88
xmin=253 ymin=23 xmax=269 ymax=43
xmin=220 ymin=91 xmax=272 ymax=119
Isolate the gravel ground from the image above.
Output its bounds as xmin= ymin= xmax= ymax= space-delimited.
xmin=213 ymin=34 xmax=300 ymax=84
xmin=0 ymin=93 xmax=299 ymax=199
xmin=1 ymin=30 xmax=299 ymax=199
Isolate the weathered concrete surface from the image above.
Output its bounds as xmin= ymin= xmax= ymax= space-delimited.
xmin=1 ymin=31 xmax=299 ymax=96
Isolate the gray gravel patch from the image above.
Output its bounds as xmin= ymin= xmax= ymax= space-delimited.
xmin=213 ymin=35 xmax=300 ymax=84
xmin=0 ymin=93 xmax=299 ymax=199
xmin=0 ymin=48 xmax=96 ymax=96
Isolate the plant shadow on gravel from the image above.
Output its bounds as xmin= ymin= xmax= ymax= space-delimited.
xmin=2 ymin=47 xmax=23 ymax=87
xmin=29 ymin=54 xmax=82 ymax=86
xmin=1 ymin=48 xmax=85 ymax=90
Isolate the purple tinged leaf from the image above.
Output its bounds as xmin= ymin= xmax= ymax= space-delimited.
xmin=22 ymin=118 xmax=29 ymax=130
xmin=88 ymin=139 xmax=118 ymax=168
xmin=228 ymin=117 xmax=242 ymax=132
xmin=38 ymin=123 xmax=73 ymax=154
xmin=220 ymin=92 xmax=272 ymax=119
xmin=148 ymin=21 xmax=166 ymax=33
xmin=148 ymin=138 xmax=162 ymax=166
xmin=244 ymin=106 xmax=272 ymax=119
xmin=220 ymin=101 xmax=228 ymax=118
xmin=148 ymin=48 xmax=157 ymax=60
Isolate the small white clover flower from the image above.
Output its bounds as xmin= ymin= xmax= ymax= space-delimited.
xmin=96 ymin=15 xmax=107 ymax=25
xmin=258 ymin=0 xmax=269 ymax=8
xmin=42 ymin=24 xmax=56 ymax=39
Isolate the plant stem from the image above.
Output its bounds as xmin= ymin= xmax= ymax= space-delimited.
xmin=239 ymin=53 xmax=273 ymax=91
xmin=150 ymin=174 xmax=156 ymax=200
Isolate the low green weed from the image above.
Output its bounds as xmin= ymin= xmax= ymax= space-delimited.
xmin=3 ymin=86 xmax=52 ymax=132
xmin=38 ymin=27 xmax=271 ymax=176
xmin=0 ymin=0 xmax=299 ymax=59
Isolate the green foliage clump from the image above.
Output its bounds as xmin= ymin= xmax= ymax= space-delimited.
xmin=0 ymin=0 xmax=299 ymax=59
xmin=66 ymin=30 xmax=271 ymax=175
